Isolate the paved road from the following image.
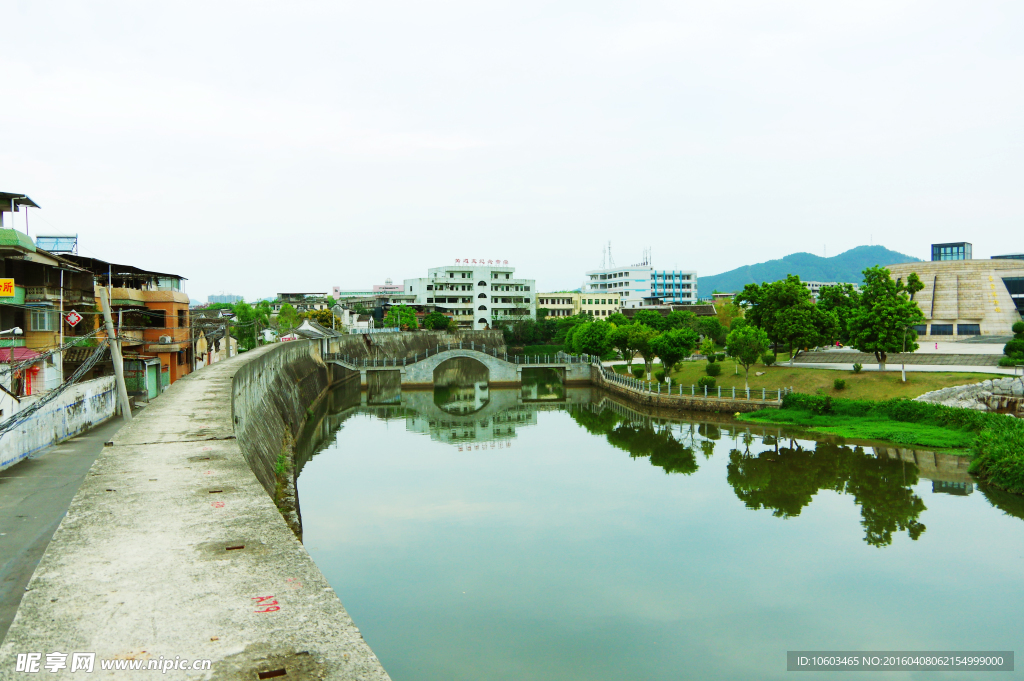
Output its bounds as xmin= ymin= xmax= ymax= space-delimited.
xmin=0 ymin=416 xmax=126 ymax=640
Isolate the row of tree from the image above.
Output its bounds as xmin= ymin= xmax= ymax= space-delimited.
xmin=736 ymin=266 xmax=925 ymax=370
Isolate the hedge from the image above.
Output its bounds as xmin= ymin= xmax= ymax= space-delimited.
xmin=779 ymin=393 xmax=998 ymax=432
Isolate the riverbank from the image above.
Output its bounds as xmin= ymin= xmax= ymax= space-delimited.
xmin=611 ymin=359 xmax=1004 ymax=401
xmin=738 ymin=392 xmax=1024 ymax=496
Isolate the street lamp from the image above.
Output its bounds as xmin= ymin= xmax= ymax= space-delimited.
xmin=0 ymin=327 xmax=23 ymax=336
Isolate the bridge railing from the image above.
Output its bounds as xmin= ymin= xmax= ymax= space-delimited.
xmin=323 ymin=344 xmax=600 ymax=368
xmin=600 ymin=367 xmax=791 ymax=403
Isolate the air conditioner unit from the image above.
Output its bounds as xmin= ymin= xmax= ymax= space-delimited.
xmin=159 ymin=335 xmax=173 ymax=344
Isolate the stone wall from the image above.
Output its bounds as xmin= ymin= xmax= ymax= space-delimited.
xmin=915 ymin=376 xmax=1024 ymax=414
xmin=0 ymin=376 xmax=116 ymax=472
xmin=330 ymin=330 xmax=504 ymax=361
xmin=232 ymin=340 xmax=330 ymax=495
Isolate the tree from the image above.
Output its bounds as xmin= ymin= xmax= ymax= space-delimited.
xmin=699 ymin=337 xmax=716 ymax=361
xmin=726 ymin=325 xmax=770 ymax=390
xmin=607 ymin=312 xmax=630 ymax=327
xmin=651 ymin=328 xmax=699 ymax=375
xmin=847 ymin=266 xmax=925 ymax=371
xmin=736 ymin=275 xmax=812 ymax=352
xmin=423 ymin=311 xmax=452 ymax=330
xmin=629 ymin=325 xmax=660 ymax=379
xmin=303 ymin=308 xmax=341 ymax=329
xmin=383 ymin=305 xmax=419 ymax=330
xmin=904 ymin=272 xmax=924 ymax=301
xmin=715 ymin=298 xmax=744 ymax=331
xmin=775 ymin=304 xmax=831 ymax=363
xmin=632 ymin=310 xmax=666 ymax=331
xmin=816 ymin=283 xmax=861 ymax=345
xmin=609 ymin=325 xmax=635 ymax=368
xmin=276 ymin=303 xmax=301 ymax=334
xmin=696 ymin=316 xmax=727 ymax=345
xmin=665 ymin=310 xmax=696 ymax=331
xmin=572 ymin=320 xmax=613 ymax=357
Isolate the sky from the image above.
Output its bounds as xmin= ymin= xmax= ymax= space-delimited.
xmin=0 ymin=1 xmax=1021 ymax=302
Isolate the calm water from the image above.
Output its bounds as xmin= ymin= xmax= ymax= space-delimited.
xmin=297 ymin=361 xmax=1024 ymax=681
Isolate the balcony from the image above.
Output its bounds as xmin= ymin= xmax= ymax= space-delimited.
xmin=24 ymin=287 xmax=92 ymax=304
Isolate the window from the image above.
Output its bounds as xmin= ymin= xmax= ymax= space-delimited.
xmin=957 ymin=324 xmax=981 ymax=335
xmin=478 ymin=293 xmax=487 ymax=298
xmin=478 ymin=305 xmax=487 ymax=310
xmin=930 ymin=324 xmax=954 ymax=336
xmin=478 ymin=318 xmax=487 ymax=324
xmin=30 ymin=308 xmax=57 ymax=331
xmin=178 ymin=309 xmax=187 ymax=328
xmin=524 ymin=285 xmax=530 ymax=291
xmin=505 ymin=274 xmax=510 ymax=279
xmin=478 ymin=281 xmax=486 ymax=286
xmin=525 ymin=298 xmax=530 ymax=303
xmin=146 ymin=310 xmax=166 ymax=328
xmin=427 ymin=298 xmax=434 ymax=303
xmin=426 ymin=285 xmax=433 ymax=290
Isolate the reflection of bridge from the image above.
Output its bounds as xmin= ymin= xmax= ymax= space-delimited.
xmin=324 ymin=347 xmax=595 ymax=387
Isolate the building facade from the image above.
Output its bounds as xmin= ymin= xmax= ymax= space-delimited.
xmin=803 ymin=280 xmax=861 ymax=300
xmin=931 ymin=242 xmax=972 ymax=261
xmin=537 ymin=291 xmax=621 ymax=318
xmin=208 ymin=294 xmax=242 ymax=304
xmin=887 ymin=256 xmax=1024 ymax=340
xmin=405 ymin=263 xmax=535 ymax=330
xmin=584 ymin=265 xmax=697 ymax=308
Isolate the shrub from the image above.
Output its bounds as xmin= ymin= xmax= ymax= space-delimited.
xmin=1004 ymin=339 xmax=1024 ymax=357
xmin=706 ymin=355 xmax=717 ymax=364
xmin=715 ymin=353 xmax=726 ymax=362
xmin=999 ymin=356 xmax=1022 ymax=367
xmin=834 ymin=378 xmax=846 ymax=390
xmin=970 ymin=417 xmax=1024 ymax=495
xmin=1013 ymin=321 xmax=1024 ymax=336
xmin=697 ymin=376 xmax=716 ymax=390
xmin=705 ymin=362 xmax=722 ymax=377
xmin=632 ymin=367 xmax=645 ymax=379
xmin=762 ymin=353 xmax=776 ymax=367
xmin=852 ymin=363 xmax=863 ymax=373
xmin=655 ymin=369 xmax=666 ymax=383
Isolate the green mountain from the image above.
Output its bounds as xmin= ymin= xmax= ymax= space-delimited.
xmin=700 ymin=245 xmax=920 ymax=295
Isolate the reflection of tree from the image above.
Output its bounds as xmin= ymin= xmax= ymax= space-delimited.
xmin=569 ymin=408 xmax=699 ymax=475
xmin=978 ymin=482 xmax=1024 ymax=521
xmin=727 ymin=441 xmax=927 ymax=547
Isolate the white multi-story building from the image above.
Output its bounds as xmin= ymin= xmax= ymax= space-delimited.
xmin=584 ymin=265 xmax=697 ymax=308
xmin=404 ymin=262 xmax=536 ymax=330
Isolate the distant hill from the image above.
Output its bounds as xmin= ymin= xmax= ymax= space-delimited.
xmin=699 ymin=245 xmax=920 ymax=295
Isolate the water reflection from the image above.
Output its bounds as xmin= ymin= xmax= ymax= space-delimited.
xmin=521 ymin=367 xmax=566 ymax=401
xmin=727 ymin=441 xmax=926 ymax=547
xmin=433 ymin=358 xmax=490 ymax=415
xmin=298 ymin=379 xmax=999 ymax=550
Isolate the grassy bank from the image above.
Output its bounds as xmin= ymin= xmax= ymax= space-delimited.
xmin=613 ymin=359 xmax=1001 ymax=401
xmin=738 ymin=392 xmax=1005 ymax=450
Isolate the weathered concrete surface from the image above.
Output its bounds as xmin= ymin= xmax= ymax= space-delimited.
xmin=329 ymin=330 xmax=504 ymax=362
xmin=0 ymin=417 xmax=127 ymax=641
xmin=0 ymin=344 xmax=390 ymax=680
xmin=0 ymin=376 xmax=116 ymax=472
xmin=357 ymin=349 xmax=593 ymax=387
xmin=594 ymin=367 xmax=781 ymax=414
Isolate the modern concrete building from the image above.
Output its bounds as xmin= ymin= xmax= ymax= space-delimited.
xmin=887 ymin=254 xmax=1024 ymax=341
xmin=537 ymin=291 xmax=621 ymax=318
xmin=404 ymin=262 xmax=535 ymax=330
xmin=208 ymin=294 xmax=242 ymax=304
xmin=583 ymin=256 xmax=697 ymax=308
xmin=931 ymin=242 xmax=972 ymax=261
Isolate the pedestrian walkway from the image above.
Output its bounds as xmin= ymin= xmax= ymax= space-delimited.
xmin=0 ymin=417 xmax=127 ymax=640
xmin=794 ymin=351 xmax=1001 ymax=366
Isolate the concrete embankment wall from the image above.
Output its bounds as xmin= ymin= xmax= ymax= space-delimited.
xmin=0 ymin=343 xmax=390 ymax=680
xmin=331 ymin=329 xmax=504 ymax=361
xmin=0 ymin=376 xmax=116 ymax=472
xmin=593 ymin=367 xmax=780 ymax=414
xmin=232 ymin=339 xmax=332 ymax=495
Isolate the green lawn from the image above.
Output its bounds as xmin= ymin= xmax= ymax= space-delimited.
xmin=739 ymin=409 xmax=975 ymax=449
xmin=613 ymin=358 xmax=1000 ymax=401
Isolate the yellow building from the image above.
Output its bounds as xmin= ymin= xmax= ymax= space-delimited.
xmin=887 ymin=257 xmax=1024 ymax=340
xmin=537 ymin=291 xmax=621 ymax=319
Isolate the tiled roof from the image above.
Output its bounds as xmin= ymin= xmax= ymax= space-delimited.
xmin=0 ymin=228 xmax=36 ymax=252
xmin=63 ymin=346 xmax=109 ymax=363
xmin=0 ymin=347 xmax=42 ymax=363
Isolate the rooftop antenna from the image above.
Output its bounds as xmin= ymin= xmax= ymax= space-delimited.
xmin=607 ymin=241 xmax=616 ymax=268
xmin=601 ymin=246 xmax=606 ymax=269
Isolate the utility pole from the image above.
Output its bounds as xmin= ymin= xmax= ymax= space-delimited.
xmin=99 ymin=288 xmax=133 ymax=423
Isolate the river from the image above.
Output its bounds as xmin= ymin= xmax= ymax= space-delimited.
xmin=295 ymin=360 xmax=1023 ymax=680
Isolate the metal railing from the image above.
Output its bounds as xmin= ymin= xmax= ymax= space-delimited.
xmin=322 ymin=344 xmax=597 ymax=368
xmin=600 ymin=367 xmax=791 ymax=402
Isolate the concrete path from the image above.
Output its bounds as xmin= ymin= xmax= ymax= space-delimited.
xmin=0 ymin=417 xmax=127 ymax=641
xmin=0 ymin=346 xmax=389 ymax=680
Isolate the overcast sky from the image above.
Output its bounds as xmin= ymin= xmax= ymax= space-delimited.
xmin=1 ymin=1 xmax=1021 ymax=301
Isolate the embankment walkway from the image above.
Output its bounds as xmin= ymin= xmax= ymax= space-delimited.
xmin=0 ymin=343 xmax=389 ymax=680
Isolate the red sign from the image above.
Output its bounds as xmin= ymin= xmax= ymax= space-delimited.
xmin=65 ymin=310 xmax=83 ymax=327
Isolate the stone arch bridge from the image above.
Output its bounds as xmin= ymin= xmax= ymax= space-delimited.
xmin=324 ymin=347 xmax=595 ymax=388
